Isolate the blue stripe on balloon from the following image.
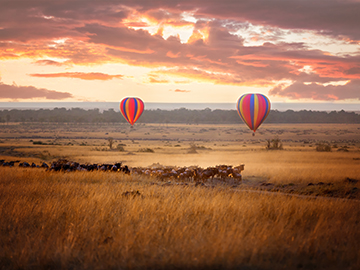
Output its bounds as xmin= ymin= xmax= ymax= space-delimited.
xmin=134 ymin=98 xmax=138 ymax=118
xmin=250 ymin=94 xmax=254 ymax=130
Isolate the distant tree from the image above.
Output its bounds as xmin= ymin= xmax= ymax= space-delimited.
xmin=107 ymin=137 xmax=115 ymax=150
xmin=0 ymin=107 xmax=359 ymax=124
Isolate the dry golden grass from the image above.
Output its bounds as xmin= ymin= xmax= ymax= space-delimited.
xmin=238 ymin=151 xmax=360 ymax=183
xmin=1 ymin=167 xmax=360 ymax=270
xmin=1 ymin=122 xmax=360 ymax=269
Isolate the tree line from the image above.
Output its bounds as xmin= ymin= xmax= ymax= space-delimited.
xmin=0 ymin=107 xmax=359 ymax=124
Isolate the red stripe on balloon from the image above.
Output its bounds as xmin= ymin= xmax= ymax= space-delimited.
xmin=128 ymin=98 xmax=136 ymax=125
xmin=242 ymin=94 xmax=253 ymax=130
xmin=254 ymin=94 xmax=266 ymax=131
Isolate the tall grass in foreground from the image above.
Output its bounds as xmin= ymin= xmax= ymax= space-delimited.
xmin=1 ymin=168 xmax=360 ymax=270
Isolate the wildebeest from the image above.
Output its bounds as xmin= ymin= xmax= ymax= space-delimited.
xmin=6 ymin=158 xmax=244 ymax=183
xmin=131 ymin=163 xmax=244 ymax=183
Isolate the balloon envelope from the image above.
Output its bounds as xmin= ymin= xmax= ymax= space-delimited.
xmin=237 ymin=93 xmax=271 ymax=132
xmin=120 ymin=97 xmax=144 ymax=125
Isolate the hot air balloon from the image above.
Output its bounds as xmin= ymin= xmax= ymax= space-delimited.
xmin=237 ymin=93 xmax=271 ymax=134
xmin=120 ymin=97 xmax=144 ymax=126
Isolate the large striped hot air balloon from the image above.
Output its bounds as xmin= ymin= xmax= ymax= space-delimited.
xmin=237 ymin=93 xmax=271 ymax=133
xmin=120 ymin=97 xmax=144 ymax=126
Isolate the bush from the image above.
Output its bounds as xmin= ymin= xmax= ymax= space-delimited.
xmin=337 ymin=146 xmax=349 ymax=152
xmin=187 ymin=146 xmax=198 ymax=154
xmin=33 ymin=141 xmax=45 ymax=145
xmin=91 ymin=147 xmax=108 ymax=151
xmin=116 ymin=145 xmax=125 ymax=152
xmin=266 ymin=138 xmax=283 ymax=150
xmin=316 ymin=143 xmax=331 ymax=152
xmin=138 ymin=148 xmax=155 ymax=153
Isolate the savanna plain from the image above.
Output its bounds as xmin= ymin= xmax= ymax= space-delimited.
xmin=1 ymin=122 xmax=360 ymax=270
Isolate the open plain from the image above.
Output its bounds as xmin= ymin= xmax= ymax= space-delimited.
xmin=1 ymin=122 xmax=360 ymax=269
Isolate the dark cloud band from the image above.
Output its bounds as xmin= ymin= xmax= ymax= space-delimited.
xmin=0 ymin=82 xmax=73 ymax=100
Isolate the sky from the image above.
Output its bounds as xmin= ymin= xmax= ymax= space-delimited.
xmin=0 ymin=0 xmax=360 ymax=104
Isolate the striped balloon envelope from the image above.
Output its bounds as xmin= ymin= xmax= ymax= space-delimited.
xmin=120 ymin=97 xmax=144 ymax=126
xmin=237 ymin=93 xmax=271 ymax=133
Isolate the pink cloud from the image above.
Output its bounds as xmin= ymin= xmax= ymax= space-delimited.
xmin=148 ymin=75 xmax=170 ymax=83
xmin=34 ymin=60 xmax=68 ymax=66
xmin=29 ymin=72 xmax=124 ymax=80
xmin=1 ymin=1 xmax=359 ymax=41
xmin=269 ymin=80 xmax=360 ymax=100
xmin=0 ymin=82 xmax=73 ymax=100
xmin=174 ymin=89 xmax=191 ymax=93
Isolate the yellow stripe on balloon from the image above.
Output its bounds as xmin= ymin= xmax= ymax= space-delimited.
xmin=239 ymin=96 xmax=245 ymax=122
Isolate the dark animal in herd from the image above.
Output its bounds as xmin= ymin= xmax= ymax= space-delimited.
xmin=1 ymin=159 xmax=244 ymax=183
xmin=0 ymin=159 xmax=130 ymax=174
xmin=46 ymin=159 xmax=131 ymax=174
xmin=131 ymin=164 xmax=245 ymax=183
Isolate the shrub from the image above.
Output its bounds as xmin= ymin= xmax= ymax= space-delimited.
xmin=33 ymin=141 xmax=45 ymax=145
xmin=116 ymin=145 xmax=125 ymax=152
xmin=187 ymin=144 xmax=198 ymax=154
xmin=266 ymin=138 xmax=283 ymax=150
xmin=316 ymin=143 xmax=331 ymax=152
xmin=138 ymin=148 xmax=155 ymax=153
xmin=91 ymin=147 xmax=108 ymax=151
xmin=337 ymin=146 xmax=349 ymax=152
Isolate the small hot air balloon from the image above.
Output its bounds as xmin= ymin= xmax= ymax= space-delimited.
xmin=120 ymin=97 xmax=144 ymax=126
xmin=237 ymin=93 xmax=271 ymax=134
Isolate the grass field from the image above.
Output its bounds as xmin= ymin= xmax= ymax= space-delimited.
xmin=0 ymin=122 xmax=360 ymax=269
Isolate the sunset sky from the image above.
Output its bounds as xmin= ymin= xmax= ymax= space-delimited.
xmin=0 ymin=0 xmax=360 ymax=104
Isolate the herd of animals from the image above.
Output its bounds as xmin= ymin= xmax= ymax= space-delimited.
xmin=0 ymin=159 xmax=245 ymax=183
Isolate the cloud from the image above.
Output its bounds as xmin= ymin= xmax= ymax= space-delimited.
xmin=151 ymin=68 xmax=276 ymax=87
xmin=1 ymin=1 xmax=360 ymax=43
xmin=206 ymin=21 xmax=244 ymax=48
xmin=77 ymin=24 xmax=159 ymax=52
xmin=136 ymin=0 xmax=360 ymax=40
xmin=34 ymin=60 xmax=68 ymax=66
xmin=29 ymin=72 xmax=124 ymax=80
xmin=86 ymin=22 xmax=360 ymax=87
xmin=147 ymin=75 xmax=170 ymax=84
xmin=269 ymin=80 xmax=360 ymax=100
xmin=174 ymin=89 xmax=191 ymax=93
xmin=1 ymin=1 xmax=360 ymax=101
xmin=0 ymin=82 xmax=73 ymax=100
